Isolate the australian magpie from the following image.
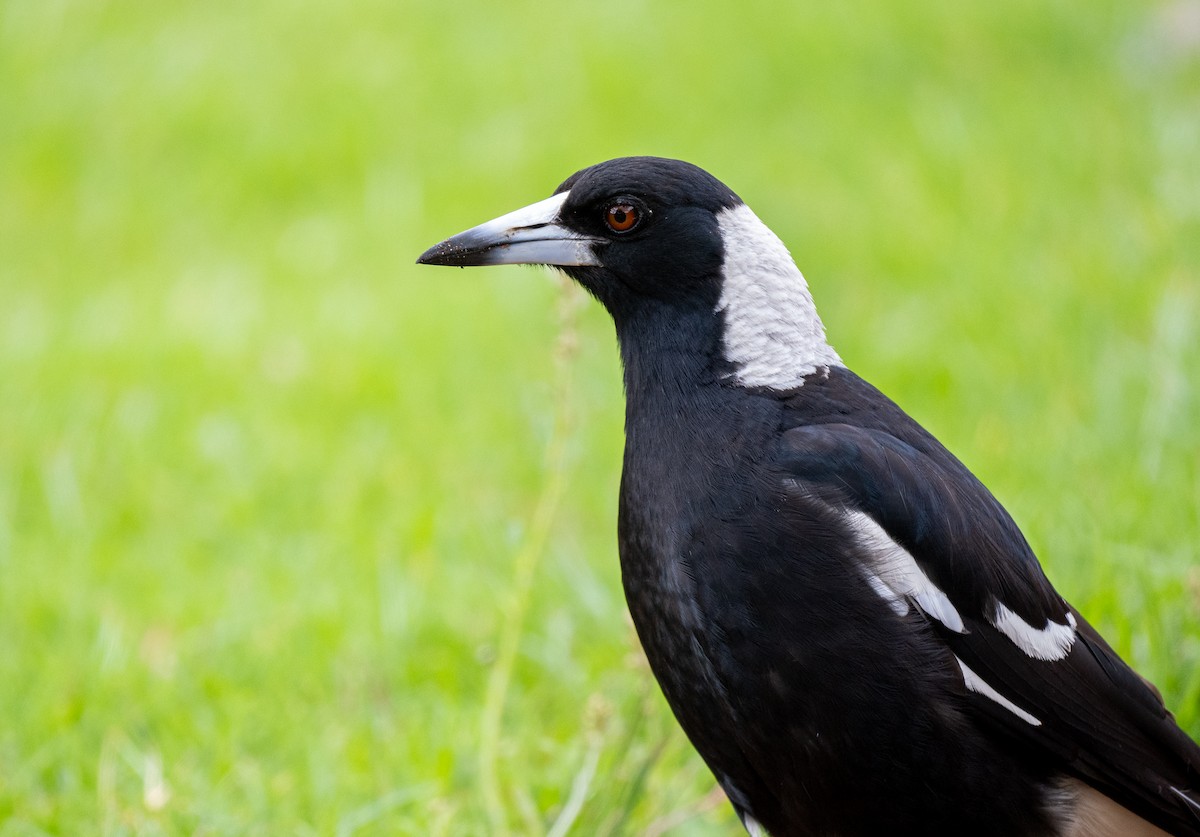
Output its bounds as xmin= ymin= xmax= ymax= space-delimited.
xmin=417 ymin=156 xmax=1200 ymax=836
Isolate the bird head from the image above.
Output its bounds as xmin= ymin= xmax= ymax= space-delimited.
xmin=417 ymin=156 xmax=840 ymax=390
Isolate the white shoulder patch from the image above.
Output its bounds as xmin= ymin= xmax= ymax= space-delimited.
xmin=990 ymin=601 xmax=1077 ymax=661
xmin=715 ymin=204 xmax=842 ymax=390
xmin=955 ymin=656 xmax=1043 ymax=727
xmin=845 ymin=510 xmax=965 ymax=633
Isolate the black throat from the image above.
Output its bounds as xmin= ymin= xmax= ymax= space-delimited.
xmin=614 ymin=297 xmax=779 ymax=456
xmin=610 ymin=297 xmax=785 ymax=580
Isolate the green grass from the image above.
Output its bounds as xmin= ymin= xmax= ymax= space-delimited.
xmin=2 ymin=0 xmax=1198 ymax=833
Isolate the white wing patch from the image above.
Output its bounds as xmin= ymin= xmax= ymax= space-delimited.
xmin=845 ymin=510 xmax=965 ymax=633
xmin=863 ymin=569 xmax=910 ymax=617
xmin=990 ymin=601 xmax=1077 ymax=661
xmin=956 ymin=656 xmax=1043 ymax=727
xmin=715 ymin=204 xmax=842 ymax=390
xmin=742 ymin=813 xmax=768 ymax=837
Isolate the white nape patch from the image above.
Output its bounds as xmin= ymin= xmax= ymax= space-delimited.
xmin=956 ymin=657 xmax=1043 ymax=727
xmin=846 ymin=510 xmax=965 ymax=633
xmin=715 ymin=205 xmax=841 ymax=389
xmin=990 ymin=601 xmax=1077 ymax=661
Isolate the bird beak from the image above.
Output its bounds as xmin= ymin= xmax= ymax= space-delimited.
xmin=416 ymin=191 xmax=602 ymax=268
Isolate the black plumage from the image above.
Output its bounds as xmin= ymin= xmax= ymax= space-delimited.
xmin=418 ymin=157 xmax=1200 ymax=836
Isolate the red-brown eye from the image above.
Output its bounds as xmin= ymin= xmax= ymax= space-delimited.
xmin=604 ymin=203 xmax=639 ymax=233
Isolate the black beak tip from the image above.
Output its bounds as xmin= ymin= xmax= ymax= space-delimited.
xmin=416 ymin=237 xmax=495 ymax=267
xmin=416 ymin=241 xmax=451 ymax=266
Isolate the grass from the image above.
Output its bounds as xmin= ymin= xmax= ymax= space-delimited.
xmin=1 ymin=0 xmax=1198 ymax=833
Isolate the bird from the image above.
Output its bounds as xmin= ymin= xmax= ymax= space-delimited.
xmin=417 ymin=156 xmax=1200 ymax=836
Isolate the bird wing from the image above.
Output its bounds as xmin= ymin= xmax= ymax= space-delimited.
xmin=778 ymin=421 xmax=1200 ymax=835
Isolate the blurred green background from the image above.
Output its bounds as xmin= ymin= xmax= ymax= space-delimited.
xmin=2 ymin=0 xmax=1198 ymax=833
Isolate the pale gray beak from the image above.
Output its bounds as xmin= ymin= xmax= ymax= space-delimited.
xmin=416 ymin=191 xmax=602 ymax=268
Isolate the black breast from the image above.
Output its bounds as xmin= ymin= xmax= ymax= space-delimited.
xmin=615 ymin=366 xmax=1060 ymax=836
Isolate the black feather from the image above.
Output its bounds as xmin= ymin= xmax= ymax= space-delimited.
xmin=418 ymin=157 xmax=1200 ymax=837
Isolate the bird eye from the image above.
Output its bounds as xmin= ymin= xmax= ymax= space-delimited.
xmin=604 ymin=202 xmax=640 ymax=233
